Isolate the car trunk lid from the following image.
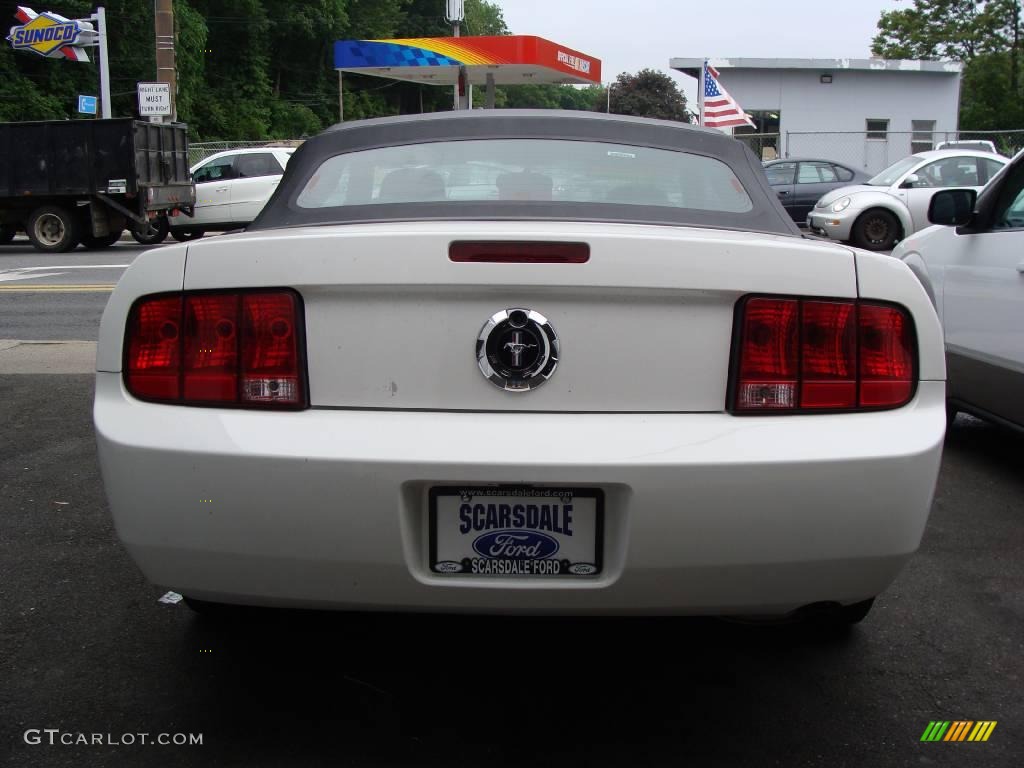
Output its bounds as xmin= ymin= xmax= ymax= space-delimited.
xmin=182 ymin=221 xmax=856 ymax=412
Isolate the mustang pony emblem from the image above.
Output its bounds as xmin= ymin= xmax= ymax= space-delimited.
xmin=476 ymin=307 xmax=560 ymax=392
xmin=503 ymin=332 xmax=538 ymax=367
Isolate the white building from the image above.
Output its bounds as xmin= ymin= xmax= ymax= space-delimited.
xmin=670 ymin=58 xmax=963 ymax=173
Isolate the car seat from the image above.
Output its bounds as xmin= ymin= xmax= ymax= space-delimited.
xmin=378 ymin=168 xmax=447 ymax=203
xmin=605 ymin=184 xmax=670 ymax=206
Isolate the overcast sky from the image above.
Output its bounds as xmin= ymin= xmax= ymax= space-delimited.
xmin=498 ymin=0 xmax=906 ymax=101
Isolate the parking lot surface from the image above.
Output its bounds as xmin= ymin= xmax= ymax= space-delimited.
xmin=1 ymin=371 xmax=1021 ymax=767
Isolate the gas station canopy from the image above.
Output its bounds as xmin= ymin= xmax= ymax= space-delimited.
xmin=333 ymin=35 xmax=601 ymax=86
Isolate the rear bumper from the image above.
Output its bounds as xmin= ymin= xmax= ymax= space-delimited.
xmin=95 ymin=374 xmax=946 ymax=616
xmin=144 ymin=183 xmax=195 ymax=212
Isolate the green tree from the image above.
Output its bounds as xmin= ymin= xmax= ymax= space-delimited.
xmin=0 ymin=0 xmax=155 ymax=122
xmin=494 ymin=83 xmax=600 ymax=110
xmin=596 ymin=69 xmax=690 ymax=122
xmin=173 ymin=0 xmax=208 ymax=138
xmin=871 ymin=0 xmax=1023 ymax=129
xmin=0 ymin=0 xmax=611 ymax=137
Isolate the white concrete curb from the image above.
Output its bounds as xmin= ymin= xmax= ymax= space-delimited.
xmin=0 ymin=340 xmax=97 ymax=374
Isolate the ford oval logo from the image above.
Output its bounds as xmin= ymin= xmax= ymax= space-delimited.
xmin=434 ymin=561 xmax=463 ymax=573
xmin=568 ymin=563 xmax=597 ymax=575
xmin=472 ymin=530 xmax=560 ymax=559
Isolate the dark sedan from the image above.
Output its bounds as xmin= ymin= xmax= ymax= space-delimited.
xmin=763 ymin=158 xmax=871 ymax=224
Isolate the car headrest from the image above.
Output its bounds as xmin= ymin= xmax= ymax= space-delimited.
xmin=496 ymin=172 xmax=553 ymax=201
xmin=378 ymin=168 xmax=447 ymax=203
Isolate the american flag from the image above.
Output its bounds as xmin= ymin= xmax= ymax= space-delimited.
xmin=702 ymin=63 xmax=755 ymax=130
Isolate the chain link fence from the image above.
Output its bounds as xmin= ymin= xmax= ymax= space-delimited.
xmin=735 ymin=130 xmax=1024 ymax=173
xmin=733 ymin=133 xmax=782 ymax=162
xmin=188 ymin=140 xmax=303 ymax=166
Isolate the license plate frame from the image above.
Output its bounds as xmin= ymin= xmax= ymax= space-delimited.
xmin=428 ymin=486 xmax=604 ymax=577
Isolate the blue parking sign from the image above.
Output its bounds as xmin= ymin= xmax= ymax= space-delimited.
xmin=78 ymin=95 xmax=97 ymax=115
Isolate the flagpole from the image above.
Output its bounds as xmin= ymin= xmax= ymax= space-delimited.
xmin=698 ymin=59 xmax=706 ymax=127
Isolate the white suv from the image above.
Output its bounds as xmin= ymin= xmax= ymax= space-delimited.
xmin=167 ymin=147 xmax=295 ymax=242
xmin=894 ymin=150 xmax=1024 ymax=431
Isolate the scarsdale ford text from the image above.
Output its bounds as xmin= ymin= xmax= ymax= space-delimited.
xmin=458 ymin=502 xmax=573 ymax=535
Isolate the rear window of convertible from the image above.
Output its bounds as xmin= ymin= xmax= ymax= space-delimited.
xmin=295 ymin=139 xmax=754 ymax=214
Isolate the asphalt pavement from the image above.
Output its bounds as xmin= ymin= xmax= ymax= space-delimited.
xmin=1 ymin=370 xmax=1021 ymax=767
xmin=0 ymin=232 xmax=1012 ymax=766
xmin=0 ymin=238 xmax=156 ymax=340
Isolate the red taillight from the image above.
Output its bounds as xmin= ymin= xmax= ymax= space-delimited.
xmin=449 ymin=242 xmax=590 ymax=263
xmin=125 ymin=295 xmax=183 ymax=401
xmin=183 ymin=294 xmax=240 ymax=402
xmin=240 ymin=292 xmax=302 ymax=405
xmin=731 ymin=296 xmax=915 ymax=413
xmin=858 ymin=303 xmax=913 ymax=407
xmin=800 ymin=300 xmax=857 ymax=408
xmin=125 ymin=290 xmax=306 ymax=409
xmin=735 ymin=298 xmax=798 ymax=409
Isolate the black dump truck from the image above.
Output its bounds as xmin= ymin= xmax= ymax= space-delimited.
xmin=0 ymin=118 xmax=194 ymax=252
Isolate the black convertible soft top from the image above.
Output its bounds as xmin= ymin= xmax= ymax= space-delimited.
xmin=250 ymin=110 xmax=800 ymax=237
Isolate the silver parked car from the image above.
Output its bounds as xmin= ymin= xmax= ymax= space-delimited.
xmin=807 ymin=150 xmax=1007 ymax=251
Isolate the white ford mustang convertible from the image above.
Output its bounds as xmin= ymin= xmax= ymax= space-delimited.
xmin=94 ymin=111 xmax=946 ymax=625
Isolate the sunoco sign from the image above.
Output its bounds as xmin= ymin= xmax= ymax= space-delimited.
xmin=7 ymin=6 xmax=95 ymax=61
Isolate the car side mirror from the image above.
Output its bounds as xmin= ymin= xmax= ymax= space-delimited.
xmin=928 ymin=188 xmax=977 ymax=226
xmin=900 ymin=173 xmax=920 ymax=189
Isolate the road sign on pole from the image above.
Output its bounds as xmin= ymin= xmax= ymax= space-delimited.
xmin=137 ymin=82 xmax=171 ymax=117
xmin=78 ymin=95 xmax=97 ymax=114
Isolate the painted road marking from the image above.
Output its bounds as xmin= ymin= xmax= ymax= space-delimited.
xmin=0 ymin=284 xmax=116 ymax=292
xmin=0 ymin=265 xmax=128 ymax=282
xmin=3 ymin=264 xmax=129 ymax=271
xmin=0 ymin=271 xmax=65 ymax=282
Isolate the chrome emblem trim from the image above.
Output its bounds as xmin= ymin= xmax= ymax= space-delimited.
xmin=476 ymin=308 xmax=559 ymax=392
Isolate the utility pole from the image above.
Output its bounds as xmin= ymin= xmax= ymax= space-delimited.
xmin=446 ymin=1 xmax=466 ymax=109
xmin=96 ymin=6 xmax=111 ymax=118
xmin=154 ymin=0 xmax=177 ymax=121
xmin=338 ymin=71 xmax=344 ymax=122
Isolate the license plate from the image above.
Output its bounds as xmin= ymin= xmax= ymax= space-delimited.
xmin=429 ymin=486 xmax=603 ymax=577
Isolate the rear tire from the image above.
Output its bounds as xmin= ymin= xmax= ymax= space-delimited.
xmin=0 ymin=225 xmax=16 ymax=244
xmin=80 ymin=229 xmax=123 ymax=249
xmin=131 ymin=216 xmax=169 ymax=245
xmin=851 ymin=209 xmax=900 ymax=251
xmin=26 ymin=205 xmax=81 ymax=253
xmin=170 ymin=228 xmax=205 ymax=243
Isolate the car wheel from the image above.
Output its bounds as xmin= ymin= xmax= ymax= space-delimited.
xmin=170 ymin=228 xmax=206 ymax=243
xmin=852 ymin=209 xmax=900 ymax=251
xmin=131 ymin=217 xmax=169 ymax=245
xmin=80 ymin=229 xmax=123 ymax=249
xmin=27 ymin=204 xmax=80 ymax=252
xmin=26 ymin=205 xmax=81 ymax=253
xmin=0 ymin=224 xmax=17 ymax=244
